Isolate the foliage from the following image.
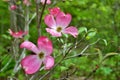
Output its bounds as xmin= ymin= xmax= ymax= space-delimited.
xmin=0 ymin=0 xmax=120 ymax=80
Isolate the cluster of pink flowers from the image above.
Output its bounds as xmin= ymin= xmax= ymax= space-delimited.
xmin=9 ymin=0 xmax=78 ymax=74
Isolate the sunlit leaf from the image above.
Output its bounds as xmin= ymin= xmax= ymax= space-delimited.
xmin=60 ymin=66 xmax=68 ymax=72
xmin=102 ymin=39 xmax=108 ymax=46
xmin=24 ymin=34 xmax=30 ymax=40
xmin=95 ymin=48 xmax=103 ymax=63
xmin=78 ymin=27 xmax=87 ymax=33
xmin=86 ymin=28 xmax=97 ymax=40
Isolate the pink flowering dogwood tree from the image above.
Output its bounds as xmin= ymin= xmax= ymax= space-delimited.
xmin=6 ymin=0 xmax=99 ymax=80
xmin=1 ymin=0 xmax=117 ymax=80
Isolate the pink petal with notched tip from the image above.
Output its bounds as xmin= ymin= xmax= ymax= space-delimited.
xmin=21 ymin=55 xmax=42 ymax=74
xmin=44 ymin=15 xmax=56 ymax=28
xmin=63 ymin=26 xmax=78 ymax=38
xmin=37 ymin=36 xmax=53 ymax=56
xmin=49 ymin=7 xmax=61 ymax=17
xmin=20 ymin=41 xmax=40 ymax=54
xmin=46 ymin=28 xmax=62 ymax=37
xmin=43 ymin=56 xmax=54 ymax=70
xmin=56 ymin=12 xmax=72 ymax=28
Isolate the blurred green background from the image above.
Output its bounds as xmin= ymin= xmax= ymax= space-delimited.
xmin=0 ymin=0 xmax=120 ymax=80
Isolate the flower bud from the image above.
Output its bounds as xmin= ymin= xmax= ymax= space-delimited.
xmin=10 ymin=5 xmax=17 ymax=10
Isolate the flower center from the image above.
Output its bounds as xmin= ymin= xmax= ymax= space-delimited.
xmin=56 ymin=27 xmax=62 ymax=32
xmin=38 ymin=52 xmax=44 ymax=59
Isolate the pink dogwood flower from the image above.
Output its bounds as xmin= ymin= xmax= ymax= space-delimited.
xmin=41 ymin=0 xmax=51 ymax=5
xmin=49 ymin=7 xmax=61 ymax=17
xmin=44 ymin=11 xmax=78 ymax=37
xmin=20 ymin=36 xmax=54 ymax=74
xmin=9 ymin=29 xmax=27 ymax=38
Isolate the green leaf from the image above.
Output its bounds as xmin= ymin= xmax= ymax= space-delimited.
xmin=24 ymin=34 xmax=30 ymax=40
xmin=63 ymin=34 xmax=69 ymax=38
xmin=103 ymin=53 xmax=118 ymax=61
xmin=60 ymin=66 xmax=68 ymax=72
xmin=100 ymin=67 xmax=112 ymax=75
xmin=2 ymin=34 xmax=11 ymax=40
xmin=16 ymin=1 xmax=21 ymax=5
xmin=86 ymin=29 xmax=97 ymax=40
xmin=102 ymin=39 xmax=108 ymax=46
xmin=78 ymin=27 xmax=87 ymax=33
xmin=96 ymin=48 xmax=103 ymax=63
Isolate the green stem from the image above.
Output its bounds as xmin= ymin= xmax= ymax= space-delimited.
xmin=39 ymin=56 xmax=66 ymax=80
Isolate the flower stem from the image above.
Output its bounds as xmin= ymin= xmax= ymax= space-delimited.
xmin=39 ymin=56 xmax=66 ymax=80
xmin=65 ymin=39 xmax=100 ymax=60
xmin=25 ymin=6 xmax=30 ymax=33
xmin=36 ymin=0 xmax=47 ymax=37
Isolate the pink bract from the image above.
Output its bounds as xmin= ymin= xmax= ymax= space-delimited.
xmin=49 ymin=7 xmax=61 ymax=17
xmin=20 ymin=36 xmax=54 ymax=74
xmin=41 ymin=0 xmax=51 ymax=5
xmin=9 ymin=29 xmax=27 ymax=38
xmin=44 ymin=11 xmax=78 ymax=38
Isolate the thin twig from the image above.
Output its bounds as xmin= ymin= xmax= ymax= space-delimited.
xmin=36 ymin=0 xmax=47 ymax=36
xmin=64 ymin=32 xmax=88 ymax=57
xmin=29 ymin=66 xmax=44 ymax=80
xmin=25 ymin=6 xmax=30 ymax=32
xmin=65 ymin=39 xmax=100 ymax=60
xmin=39 ymin=0 xmax=47 ymax=27
xmin=13 ymin=49 xmax=26 ymax=75
xmin=65 ymin=52 xmax=97 ymax=60
xmin=39 ymin=56 xmax=66 ymax=80
xmin=36 ymin=2 xmax=40 ymax=36
xmin=0 ymin=58 xmax=12 ymax=72
xmin=12 ymin=11 xmax=24 ymax=18
xmin=28 ymin=13 xmax=36 ymax=25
